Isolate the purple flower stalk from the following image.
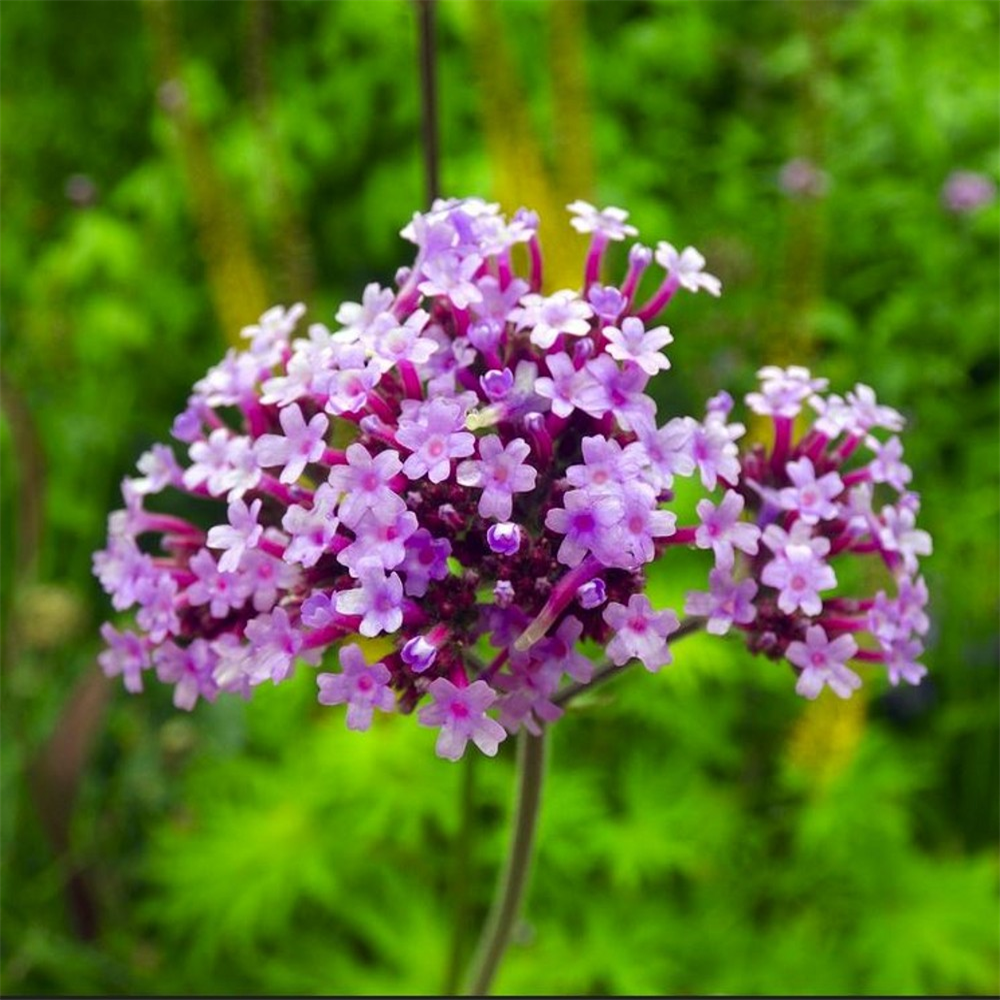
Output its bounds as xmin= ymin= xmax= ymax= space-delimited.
xmin=95 ymin=198 xmax=932 ymax=760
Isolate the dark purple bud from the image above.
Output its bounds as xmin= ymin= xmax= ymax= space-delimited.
xmin=487 ymin=522 xmax=522 ymax=556
xmin=629 ymin=244 xmax=653 ymax=268
xmin=481 ymin=368 xmax=515 ymax=402
xmin=438 ymin=504 xmax=463 ymax=530
xmin=577 ymin=577 xmax=607 ymax=609
xmin=706 ymin=391 xmax=734 ymax=419
xmin=469 ymin=319 xmax=502 ymax=353
xmin=587 ymin=284 xmax=626 ymax=321
xmin=572 ymin=338 xmax=595 ymax=365
xmin=494 ymin=580 xmax=515 ymax=608
xmin=402 ymin=635 xmax=437 ymax=673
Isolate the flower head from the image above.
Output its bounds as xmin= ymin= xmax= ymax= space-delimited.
xmin=94 ymin=198 xmax=929 ymax=756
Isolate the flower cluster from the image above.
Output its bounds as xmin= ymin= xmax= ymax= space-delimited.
xmin=941 ymin=170 xmax=996 ymax=214
xmin=94 ymin=197 xmax=931 ymax=759
xmin=682 ymin=367 xmax=932 ymax=699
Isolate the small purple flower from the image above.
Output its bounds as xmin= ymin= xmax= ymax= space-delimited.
xmin=942 ymin=170 xmax=996 ymax=213
xmin=93 ymin=536 xmax=156 ymax=612
xmin=567 ymin=200 xmax=638 ymax=241
xmin=334 ymin=560 xmax=405 ymax=637
xmin=372 ymin=310 xmax=438 ymax=370
xmin=603 ymin=317 xmax=673 ymax=375
xmin=694 ymin=491 xmax=760 ymax=568
xmin=418 ymin=678 xmax=507 ymax=760
xmin=183 ymin=428 xmax=237 ymax=496
xmin=867 ymin=435 xmax=912 ymax=493
xmin=242 ymin=607 xmax=306 ymax=685
xmin=577 ymin=355 xmax=656 ymax=432
xmin=327 ymin=443 xmax=405 ymax=528
xmin=534 ymin=616 xmax=593 ymax=683
xmin=567 ymin=200 xmax=638 ymax=242
xmin=617 ymin=485 xmax=677 ymax=567
xmin=98 ymin=623 xmax=151 ymax=693
xmin=281 ymin=486 xmax=341 ymax=568
xmin=603 ymin=594 xmax=679 ymax=672
xmin=396 ymin=397 xmax=475 ymax=483
xmin=317 ymin=643 xmax=395 ymax=730
xmin=883 ymin=635 xmax=928 ymax=687
xmin=186 ymin=548 xmax=249 ymax=618
xmin=761 ymin=529 xmax=837 ymax=616
xmin=153 ymin=639 xmax=218 ymax=710
xmin=456 ymin=436 xmax=537 ymax=521
xmin=133 ymin=444 xmax=183 ymax=495
xmin=786 ymin=625 xmax=860 ymax=700
xmin=240 ymin=549 xmax=299 ymax=613
xmin=134 ymin=572 xmax=180 ymax=643
xmin=254 ymin=403 xmax=329 ymax=484
xmin=684 ymin=568 xmax=757 ymax=635
xmin=399 ymin=529 xmax=452 ymax=598
xmin=535 ymin=353 xmax=593 ymax=419
xmin=746 ymin=366 xmax=828 ymax=420
xmin=418 ymin=250 xmax=484 ymax=310
xmin=566 ymin=435 xmax=639 ymax=491
xmin=511 ymin=291 xmax=593 ymax=350
xmin=654 ymin=242 xmax=721 ymax=296
xmin=690 ymin=414 xmax=744 ymax=490
xmin=206 ymin=497 xmax=263 ymax=573
xmin=635 ymin=418 xmax=696 ymax=490
xmin=778 ymin=458 xmax=844 ymax=524
xmin=545 ymin=489 xmax=624 ymax=567
xmin=337 ymin=509 xmax=418 ymax=575
xmin=878 ymin=504 xmax=933 ymax=575
xmin=778 ymin=158 xmax=830 ymax=199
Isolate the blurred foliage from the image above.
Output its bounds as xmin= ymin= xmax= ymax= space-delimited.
xmin=1 ymin=0 xmax=998 ymax=995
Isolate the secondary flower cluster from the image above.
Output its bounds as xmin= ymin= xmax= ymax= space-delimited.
xmin=94 ymin=197 xmax=931 ymax=759
xmin=682 ymin=368 xmax=931 ymax=699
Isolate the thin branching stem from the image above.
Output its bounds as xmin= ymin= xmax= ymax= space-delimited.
xmin=461 ymin=729 xmax=547 ymax=996
xmin=554 ymin=617 xmax=703 ymax=708
xmin=459 ymin=618 xmax=703 ymax=994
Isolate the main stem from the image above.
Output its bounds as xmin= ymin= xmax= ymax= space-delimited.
xmin=461 ymin=729 xmax=548 ymax=996
xmin=458 ymin=621 xmax=702 ymax=994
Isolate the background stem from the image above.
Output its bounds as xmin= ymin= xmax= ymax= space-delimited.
xmin=415 ymin=0 xmax=440 ymax=205
xmin=461 ymin=730 xmax=547 ymax=996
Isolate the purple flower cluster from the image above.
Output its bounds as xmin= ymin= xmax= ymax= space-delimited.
xmin=682 ymin=367 xmax=932 ymax=699
xmin=94 ymin=197 xmax=931 ymax=759
xmin=941 ymin=170 xmax=996 ymax=214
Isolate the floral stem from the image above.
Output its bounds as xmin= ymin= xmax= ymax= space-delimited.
xmin=443 ymin=751 xmax=477 ymax=994
xmin=461 ymin=729 xmax=548 ymax=996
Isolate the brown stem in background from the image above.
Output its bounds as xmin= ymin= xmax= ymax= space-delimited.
xmin=243 ymin=0 xmax=316 ymax=302
xmin=416 ymin=0 xmax=440 ymax=205
xmin=142 ymin=0 xmax=270 ymax=345
xmin=29 ymin=667 xmax=113 ymax=941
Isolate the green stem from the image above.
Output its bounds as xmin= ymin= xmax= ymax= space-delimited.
xmin=461 ymin=730 xmax=548 ymax=996
xmin=443 ymin=752 xmax=477 ymax=994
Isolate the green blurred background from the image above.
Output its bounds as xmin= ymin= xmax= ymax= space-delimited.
xmin=2 ymin=0 xmax=998 ymax=994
